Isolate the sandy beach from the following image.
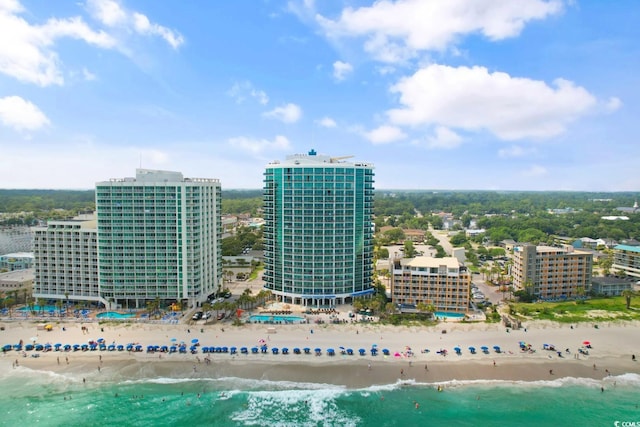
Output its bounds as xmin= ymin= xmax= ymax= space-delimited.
xmin=2 ymin=318 xmax=639 ymax=388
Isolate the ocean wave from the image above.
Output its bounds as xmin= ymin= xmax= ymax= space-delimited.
xmin=352 ymin=374 xmax=640 ymax=394
xmin=231 ymin=388 xmax=360 ymax=427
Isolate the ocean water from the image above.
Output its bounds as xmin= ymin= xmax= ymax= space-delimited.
xmin=1 ymin=367 xmax=639 ymax=427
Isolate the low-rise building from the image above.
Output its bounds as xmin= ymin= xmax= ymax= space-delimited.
xmin=591 ymin=276 xmax=639 ymax=297
xmin=0 ymin=252 xmax=34 ymax=271
xmin=0 ymin=268 xmax=34 ymax=294
xmin=391 ymin=256 xmax=471 ymax=313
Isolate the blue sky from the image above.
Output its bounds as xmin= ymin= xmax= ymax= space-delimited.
xmin=0 ymin=0 xmax=638 ymax=191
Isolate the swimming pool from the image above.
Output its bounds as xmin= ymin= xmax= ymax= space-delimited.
xmin=434 ymin=311 xmax=466 ymax=320
xmin=248 ymin=315 xmax=305 ymax=324
xmin=96 ymin=312 xmax=136 ymax=319
xmin=18 ymin=305 xmax=61 ymax=312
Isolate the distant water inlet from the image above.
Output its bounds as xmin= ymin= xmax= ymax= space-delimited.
xmin=96 ymin=312 xmax=136 ymax=319
xmin=248 ymin=315 xmax=306 ymax=324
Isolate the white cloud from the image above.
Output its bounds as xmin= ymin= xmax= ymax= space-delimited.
xmin=228 ymin=135 xmax=291 ymax=154
xmin=0 ymin=2 xmax=116 ymax=86
xmin=363 ymin=125 xmax=407 ymax=144
xmin=87 ymin=0 xmax=184 ymax=49
xmin=82 ymin=67 xmax=97 ymax=81
xmin=521 ymin=164 xmax=547 ymax=177
xmin=263 ymin=103 xmax=303 ymax=123
xmin=333 ymin=60 xmax=353 ymax=81
xmin=0 ymin=95 xmax=50 ymax=131
xmin=425 ymin=126 xmax=462 ymax=149
xmin=87 ymin=0 xmax=126 ymax=26
xmin=317 ymin=0 xmax=564 ymax=62
xmin=132 ymin=12 xmax=184 ymax=49
xmin=605 ymin=96 xmax=622 ymax=112
xmin=316 ymin=117 xmax=337 ymax=128
xmin=387 ymin=64 xmax=596 ymax=140
xmin=498 ymin=145 xmax=537 ymax=158
xmin=228 ymin=81 xmax=269 ymax=105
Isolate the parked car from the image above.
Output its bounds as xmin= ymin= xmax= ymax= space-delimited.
xmin=192 ymin=311 xmax=203 ymax=321
xmin=203 ymin=312 xmax=212 ymax=320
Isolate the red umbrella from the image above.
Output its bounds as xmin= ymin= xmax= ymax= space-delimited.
xmin=582 ymin=341 xmax=590 ymax=345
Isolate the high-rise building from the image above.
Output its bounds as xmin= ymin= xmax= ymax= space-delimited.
xmin=512 ymin=244 xmax=593 ymax=300
xmin=95 ymin=169 xmax=222 ymax=309
xmin=390 ymin=256 xmax=471 ymax=313
xmin=263 ymin=150 xmax=374 ymax=306
xmin=32 ymin=214 xmax=99 ymax=304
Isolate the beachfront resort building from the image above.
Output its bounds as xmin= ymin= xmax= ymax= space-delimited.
xmin=611 ymin=244 xmax=640 ymax=280
xmin=390 ymin=256 xmax=471 ymax=313
xmin=32 ymin=214 xmax=100 ymax=304
xmin=511 ymin=244 xmax=593 ymax=300
xmin=95 ymin=169 xmax=222 ymax=309
xmin=263 ymin=149 xmax=375 ymax=306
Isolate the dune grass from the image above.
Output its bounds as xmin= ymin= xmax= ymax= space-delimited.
xmin=511 ymin=296 xmax=640 ymax=323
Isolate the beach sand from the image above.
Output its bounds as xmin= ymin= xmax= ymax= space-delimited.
xmin=2 ymin=319 xmax=639 ymax=388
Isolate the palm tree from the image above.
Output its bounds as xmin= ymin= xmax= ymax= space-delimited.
xmin=55 ymin=300 xmax=63 ymax=318
xmin=622 ymin=290 xmax=636 ymax=310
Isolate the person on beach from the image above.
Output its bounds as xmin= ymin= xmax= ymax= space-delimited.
xmin=425 ymin=364 xmax=428 ymax=372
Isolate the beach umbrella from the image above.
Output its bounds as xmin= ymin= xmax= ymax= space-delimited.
xmin=2 ymin=344 xmax=11 ymax=352
xmin=170 ymin=338 xmax=177 ymax=342
xmin=327 ymin=348 xmax=335 ymax=356
xmin=582 ymin=341 xmax=590 ymax=345
xmin=191 ymin=338 xmax=199 ymax=344
xmin=347 ymin=349 xmax=354 ymax=355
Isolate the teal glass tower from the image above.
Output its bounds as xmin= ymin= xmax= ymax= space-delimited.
xmin=95 ymin=169 xmax=222 ymax=310
xmin=263 ymin=150 xmax=375 ymax=306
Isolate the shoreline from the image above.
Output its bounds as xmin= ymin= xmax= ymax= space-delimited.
xmin=2 ymin=319 xmax=639 ymax=388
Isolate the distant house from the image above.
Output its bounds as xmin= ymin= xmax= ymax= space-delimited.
xmin=465 ymin=228 xmax=486 ymax=238
xmin=572 ymin=237 xmax=604 ymax=249
xmin=403 ymin=229 xmax=426 ymax=242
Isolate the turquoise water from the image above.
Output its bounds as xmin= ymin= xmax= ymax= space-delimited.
xmin=17 ymin=305 xmax=61 ymax=312
xmin=434 ymin=311 xmax=465 ymax=319
xmin=249 ymin=315 xmax=305 ymax=323
xmin=1 ymin=368 xmax=638 ymax=426
xmin=96 ymin=312 xmax=136 ymax=319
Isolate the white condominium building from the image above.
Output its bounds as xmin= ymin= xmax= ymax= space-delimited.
xmin=95 ymin=169 xmax=222 ymax=309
